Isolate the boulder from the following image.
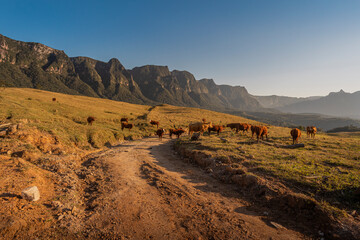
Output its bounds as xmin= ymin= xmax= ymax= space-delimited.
xmin=21 ymin=186 xmax=40 ymax=201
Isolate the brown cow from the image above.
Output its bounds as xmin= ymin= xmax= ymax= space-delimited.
xmin=290 ymin=128 xmax=301 ymax=144
xmin=208 ymin=125 xmax=224 ymax=135
xmin=121 ymin=122 xmax=133 ymax=131
xmin=202 ymin=118 xmax=206 ymax=123
xmin=227 ymin=123 xmax=241 ymax=133
xmin=156 ymin=128 xmax=166 ymax=140
xmin=170 ymin=128 xmax=186 ymax=139
xmin=306 ymin=126 xmax=317 ymax=138
xmin=251 ymin=125 xmax=257 ymax=138
xmin=87 ymin=116 xmax=95 ymax=125
xmin=52 ymin=98 xmax=56 ymax=102
xmin=150 ymin=120 xmax=159 ymax=128
xmin=121 ymin=117 xmax=128 ymax=123
xmin=260 ymin=126 xmax=268 ymax=140
xmin=239 ymin=123 xmax=251 ymax=134
xmin=189 ymin=122 xmax=212 ymax=135
xmin=253 ymin=126 xmax=268 ymax=142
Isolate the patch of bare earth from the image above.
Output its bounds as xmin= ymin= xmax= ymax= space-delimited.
xmin=78 ymin=137 xmax=307 ymax=239
xmin=1 ymin=124 xmax=351 ymax=239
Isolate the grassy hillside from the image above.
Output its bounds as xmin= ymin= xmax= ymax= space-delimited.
xmin=175 ymin=125 xmax=360 ymax=214
xmin=0 ymin=88 xmax=254 ymax=149
xmin=2 ymin=87 xmax=359 ymax=211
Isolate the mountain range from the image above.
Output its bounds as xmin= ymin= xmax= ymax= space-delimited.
xmin=1 ymin=33 xmax=360 ymax=130
xmin=277 ymin=90 xmax=360 ymax=120
xmin=0 ymin=34 xmax=261 ymax=112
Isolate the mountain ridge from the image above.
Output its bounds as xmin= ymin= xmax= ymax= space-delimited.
xmin=0 ymin=33 xmax=262 ymax=112
xmin=278 ymin=90 xmax=360 ymax=119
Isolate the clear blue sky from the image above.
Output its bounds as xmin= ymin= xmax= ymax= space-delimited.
xmin=1 ymin=0 xmax=360 ymax=97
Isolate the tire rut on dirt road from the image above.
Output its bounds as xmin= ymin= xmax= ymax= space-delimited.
xmin=81 ymin=137 xmax=308 ymax=240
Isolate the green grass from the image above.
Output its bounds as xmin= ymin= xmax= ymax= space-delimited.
xmin=177 ymin=126 xmax=360 ymax=211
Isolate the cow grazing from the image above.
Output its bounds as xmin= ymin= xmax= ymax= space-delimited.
xmin=208 ymin=125 xmax=224 ymax=135
xmin=251 ymin=125 xmax=257 ymax=138
xmin=306 ymin=126 xmax=317 ymax=138
xmin=156 ymin=128 xmax=166 ymax=140
xmin=121 ymin=122 xmax=133 ymax=131
xmin=252 ymin=126 xmax=268 ymax=142
xmin=189 ymin=122 xmax=212 ymax=135
xmin=260 ymin=126 xmax=268 ymax=140
xmin=169 ymin=128 xmax=186 ymax=139
xmin=239 ymin=123 xmax=251 ymax=134
xmin=290 ymin=128 xmax=301 ymax=144
xmin=227 ymin=123 xmax=241 ymax=133
xmin=150 ymin=120 xmax=159 ymax=128
xmin=52 ymin=98 xmax=56 ymax=102
xmin=121 ymin=118 xmax=128 ymax=123
xmin=87 ymin=116 xmax=95 ymax=125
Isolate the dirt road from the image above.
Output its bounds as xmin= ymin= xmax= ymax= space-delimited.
xmin=79 ymin=137 xmax=309 ymax=239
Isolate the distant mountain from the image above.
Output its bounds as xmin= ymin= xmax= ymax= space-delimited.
xmin=130 ymin=66 xmax=261 ymax=111
xmin=253 ymin=95 xmax=321 ymax=108
xmin=278 ymin=90 xmax=360 ymax=119
xmin=1 ymin=33 xmax=360 ymax=130
xmin=0 ymin=34 xmax=262 ymax=112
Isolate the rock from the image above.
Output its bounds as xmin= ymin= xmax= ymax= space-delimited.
xmin=51 ymin=201 xmax=63 ymax=210
xmin=270 ymin=221 xmax=285 ymax=230
xmin=220 ymin=137 xmax=229 ymax=143
xmin=11 ymin=151 xmax=26 ymax=158
xmin=21 ymin=186 xmax=40 ymax=201
xmin=206 ymin=168 xmax=213 ymax=173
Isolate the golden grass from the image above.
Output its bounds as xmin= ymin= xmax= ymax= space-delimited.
xmin=177 ymin=127 xmax=360 ymax=211
xmin=0 ymin=88 xmax=258 ymax=148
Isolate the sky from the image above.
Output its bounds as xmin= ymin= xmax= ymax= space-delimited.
xmin=1 ymin=0 xmax=360 ymax=97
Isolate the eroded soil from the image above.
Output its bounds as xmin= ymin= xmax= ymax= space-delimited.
xmin=79 ymin=137 xmax=308 ymax=239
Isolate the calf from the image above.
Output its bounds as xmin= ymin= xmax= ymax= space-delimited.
xmin=121 ymin=118 xmax=128 ymax=123
xmin=156 ymin=128 xmax=166 ymax=140
xmin=150 ymin=120 xmax=159 ymax=128
xmin=169 ymin=128 xmax=186 ymax=139
xmin=306 ymin=126 xmax=317 ymax=138
xmin=87 ymin=116 xmax=95 ymax=125
xmin=121 ymin=122 xmax=133 ymax=131
xmin=208 ymin=125 xmax=224 ymax=135
xmin=290 ymin=128 xmax=301 ymax=144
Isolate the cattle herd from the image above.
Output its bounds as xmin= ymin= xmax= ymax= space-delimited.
xmin=85 ymin=115 xmax=317 ymax=144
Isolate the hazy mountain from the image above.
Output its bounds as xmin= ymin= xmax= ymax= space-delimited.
xmin=253 ymin=95 xmax=321 ymax=108
xmin=0 ymin=34 xmax=262 ymax=112
xmin=278 ymin=90 xmax=360 ymax=119
xmin=1 ymin=33 xmax=360 ymax=130
xmin=130 ymin=66 xmax=261 ymax=111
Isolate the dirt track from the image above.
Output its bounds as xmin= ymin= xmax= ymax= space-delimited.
xmin=81 ymin=137 xmax=308 ymax=239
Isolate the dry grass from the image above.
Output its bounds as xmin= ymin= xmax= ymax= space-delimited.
xmin=176 ymin=126 xmax=360 ymax=212
xmin=0 ymin=88 xmax=257 ymax=149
